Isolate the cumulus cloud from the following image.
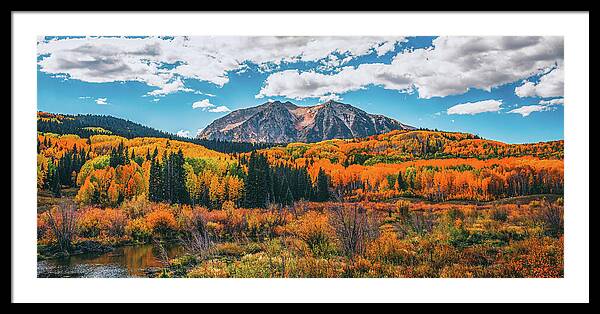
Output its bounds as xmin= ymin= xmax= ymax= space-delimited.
xmin=447 ymin=99 xmax=502 ymax=115
xmin=37 ymin=36 xmax=406 ymax=97
xmin=258 ymin=36 xmax=564 ymax=100
xmin=176 ymin=130 xmax=191 ymax=138
xmin=539 ymin=98 xmax=564 ymax=106
xmin=95 ymin=97 xmax=108 ymax=105
xmin=319 ymin=94 xmax=342 ymax=102
xmin=515 ymin=66 xmax=564 ymax=98
xmin=208 ymin=106 xmax=231 ymax=113
xmin=509 ymin=97 xmax=564 ymax=117
xmin=508 ymin=105 xmax=549 ymax=117
xmin=192 ymin=99 xmax=231 ymax=113
xmin=192 ymin=99 xmax=215 ymax=109
xmin=146 ymin=78 xmax=193 ymax=97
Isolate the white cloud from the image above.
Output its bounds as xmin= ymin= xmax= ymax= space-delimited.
xmin=208 ymin=106 xmax=231 ymax=113
xmin=508 ymin=105 xmax=549 ymax=117
xmin=515 ymin=66 xmax=564 ymax=98
xmin=37 ymin=36 xmax=406 ymax=97
xmin=194 ymin=91 xmax=216 ymax=97
xmin=539 ymin=98 xmax=564 ymax=106
xmin=258 ymin=36 xmax=564 ymax=100
xmin=319 ymin=94 xmax=342 ymax=102
xmin=509 ymin=97 xmax=564 ymax=117
xmin=152 ymin=98 xmax=160 ymax=102
xmin=176 ymin=130 xmax=191 ymax=138
xmin=146 ymin=77 xmax=193 ymax=96
xmin=447 ymin=99 xmax=502 ymax=115
xmin=78 ymin=96 xmax=92 ymax=99
xmin=192 ymin=99 xmax=230 ymax=113
xmin=95 ymin=97 xmax=108 ymax=105
xmin=192 ymin=99 xmax=215 ymax=109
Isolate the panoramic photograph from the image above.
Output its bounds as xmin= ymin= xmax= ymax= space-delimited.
xmin=35 ymin=35 xmax=565 ymax=278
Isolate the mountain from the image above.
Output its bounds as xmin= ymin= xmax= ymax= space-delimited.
xmin=197 ymin=100 xmax=415 ymax=143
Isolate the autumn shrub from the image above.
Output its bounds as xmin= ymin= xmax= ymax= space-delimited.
xmin=285 ymin=256 xmax=346 ymax=278
xmin=490 ymin=207 xmax=509 ymax=222
xmin=46 ymin=201 xmax=77 ymax=253
xmin=342 ymin=256 xmax=398 ymax=277
xmin=246 ymin=210 xmax=281 ymax=240
xmin=447 ymin=207 xmax=465 ymax=221
xmin=228 ymin=252 xmax=278 ymax=278
xmin=121 ymin=194 xmax=152 ymax=219
xmin=177 ymin=205 xmax=212 ymax=256
xmin=458 ymin=244 xmax=500 ymax=267
xmin=539 ymin=203 xmax=563 ymax=237
xmin=500 ymin=236 xmax=564 ymax=277
xmin=221 ymin=205 xmax=248 ymax=240
xmin=555 ymin=197 xmax=564 ymax=206
xmin=287 ymin=211 xmax=337 ymax=258
xmin=439 ymin=264 xmax=484 ymax=278
xmin=77 ymin=207 xmax=104 ymax=238
xmin=169 ymin=254 xmax=198 ymax=277
xmin=188 ymin=260 xmax=230 ymax=278
xmin=103 ymin=208 xmax=127 ymax=237
xmin=529 ymin=200 xmax=542 ymax=208
xmin=366 ymin=231 xmax=415 ymax=265
xmin=125 ymin=217 xmax=152 ymax=242
xmin=280 ymin=237 xmax=311 ymax=257
xmin=37 ymin=213 xmax=51 ymax=241
xmin=391 ymin=199 xmax=410 ymax=218
xmin=214 ymin=242 xmax=246 ymax=257
xmin=407 ymin=209 xmax=436 ymax=235
xmin=146 ymin=207 xmax=178 ymax=238
xmin=329 ymin=204 xmax=379 ymax=259
xmin=206 ymin=221 xmax=225 ymax=239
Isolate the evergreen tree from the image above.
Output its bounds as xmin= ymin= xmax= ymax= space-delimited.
xmin=160 ymin=151 xmax=171 ymax=202
xmin=149 ymin=157 xmax=162 ymax=202
xmin=397 ymin=172 xmax=406 ymax=191
xmin=172 ymin=149 xmax=189 ymax=204
xmin=315 ymin=168 xmax=330 ymax=202
xmin=49 ymin=168 xmax=61 ymax=197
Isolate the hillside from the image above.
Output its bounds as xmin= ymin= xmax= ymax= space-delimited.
xmin=37 ymin=111 xmax=278 ymax=153
xmin=258 ymin=129 xmax=564 ymax=167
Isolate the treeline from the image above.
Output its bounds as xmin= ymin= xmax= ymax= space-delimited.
xmin=143 ymin=149 xmax=331 ymax=209
xmin=192 ymin=138 xmax=279 ymax=154
xmin=38 ymin=112 xmax=173 ymax=139
xmin=38 ymin=111 xmax=279 ymax=154
xmin=241 ymin=152 xmax=330 ymax=208
xmin=38 ymin=137 xmax=90 ymax=197
xmin=321 ymin=158 xmax=564 ymax=202
xmin=148 ymin=149 xmax=189 ymax=205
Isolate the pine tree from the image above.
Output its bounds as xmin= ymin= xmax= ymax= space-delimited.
xmin=397 ymin=172 xmax=406 ymax=191
xmin=49 ymin=168 xmax=61 ymax=197
xmin=315 ymin=168 xmax=330 ymax=202
xmin=149 ymin=157 xmax=162 ymax=202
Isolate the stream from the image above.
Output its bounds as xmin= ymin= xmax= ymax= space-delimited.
xmin=37 ymin=243 xmax=184 ymax=278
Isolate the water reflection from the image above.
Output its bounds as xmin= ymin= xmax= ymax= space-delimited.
xmin=38 ymin=243 xmax=184 ymax=278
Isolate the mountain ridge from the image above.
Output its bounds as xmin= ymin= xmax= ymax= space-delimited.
xmin=197 ymin=100 xmax=415 ymax=143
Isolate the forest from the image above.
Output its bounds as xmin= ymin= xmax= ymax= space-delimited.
xmin=37 ymin=111 xmax=279 ymax=153
xmin=36 ymin=125 xmax=564 ymax=278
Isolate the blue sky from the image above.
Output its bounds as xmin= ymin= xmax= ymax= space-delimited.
xmin=37 ymin=36 xmax=564 ymax=144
